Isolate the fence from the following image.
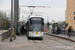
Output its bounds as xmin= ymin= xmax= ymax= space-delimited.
xmin=71 ymin=31 xmax=75 ymax=36
xmin=2 ymin=30 xmax=10 ymax=42
xmin=58 ymin=30 xmax=75 ymax=36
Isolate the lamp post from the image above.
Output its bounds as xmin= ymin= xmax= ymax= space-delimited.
xmin=10 ymin=0 xmax=13 ymax=42
xmin=14 ymin=0 xmax=19 ymax=39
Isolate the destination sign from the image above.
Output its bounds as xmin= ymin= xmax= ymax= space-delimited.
xmin=31 ymin=18 xmax=41 ymax=20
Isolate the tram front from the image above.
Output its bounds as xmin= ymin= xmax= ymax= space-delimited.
xmin=28 ymin=17 xmax=44 ymax=38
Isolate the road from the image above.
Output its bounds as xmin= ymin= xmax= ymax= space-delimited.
xmin=0 ymin=34 xmax=75 ymax=50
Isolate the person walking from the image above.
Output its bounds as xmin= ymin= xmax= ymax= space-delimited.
xmin=21 ymin=25 xmax=24 ymax=35
xmin=18 ymin=26 xmax=21 ymax=35
xmin=24 ymin=26 xmax=26 ymax=35
xmin=68 ymin=26 xmax=71 ymax=37
xmin=57 ymin=26 xmax=60 ymax=34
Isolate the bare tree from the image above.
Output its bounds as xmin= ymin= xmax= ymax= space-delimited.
xmin=0 ymin=10 xmax=10 ymax=30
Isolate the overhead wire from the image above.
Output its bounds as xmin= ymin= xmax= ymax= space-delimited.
xmin=46 ymin=0 xmax=54 ymax=6
xmin=29 ymin=0 xmax=35 ymax=15
xmin=19 ymin=8 xmax=29 ymax=14
xmin=28 ymin=0 xmax=54 ymax=15
xmin=39 ymin=0 xmax=54 ymax=12
xmin=32 ymin=0 xmax=35 ymax=6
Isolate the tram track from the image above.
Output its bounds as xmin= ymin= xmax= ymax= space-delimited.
xmin=45 ymin=34 xmax=75 ymax=49
xmin=45 ymin=35 xmax=70 ymax=46
xmin=27 ymin=34 xmax=75 ymax=50
xmin=28 ymin=38 xmax=43 ymax=44
xmin=28 ymin=34 xmax=75 ymax=46
xmin=28 ymin=34 xmax=74 ymax=50
xmin=44 ymin=34 xmax=75 ymax=50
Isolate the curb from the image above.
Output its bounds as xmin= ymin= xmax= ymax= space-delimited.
xmin=45 ymin=33 xmax=75 ymax=42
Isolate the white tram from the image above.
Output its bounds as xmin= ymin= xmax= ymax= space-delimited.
xmin=25 ymin=16 xmax=44 ymax=39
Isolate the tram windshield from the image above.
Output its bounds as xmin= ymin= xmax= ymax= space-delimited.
xmin=30 ymin=20 xmax=44 ymax=31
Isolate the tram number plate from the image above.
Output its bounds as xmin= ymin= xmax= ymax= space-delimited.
xmin=36 ymin=31 xmax=38 ymax=35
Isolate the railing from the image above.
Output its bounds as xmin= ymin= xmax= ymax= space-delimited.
xmin=71 ymin=31 xmax=75 ymax=36
xmin=2 ymin=30 xmax=10 ymax=42
xmin=52 ymin=30 xmax=75 ymax=36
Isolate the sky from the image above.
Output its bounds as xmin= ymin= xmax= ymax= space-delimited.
xmin=0 ymin=0 xmax=67 ymax=23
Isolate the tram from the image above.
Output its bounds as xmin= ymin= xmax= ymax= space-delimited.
xmin=25 ymin=16 xmax=44 ymax=39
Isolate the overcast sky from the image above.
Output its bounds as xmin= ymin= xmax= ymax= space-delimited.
xmin=0 ymin=0 xmax=67 ymax=23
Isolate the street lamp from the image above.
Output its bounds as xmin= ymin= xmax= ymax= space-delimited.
xmin=14 ymin=0 xmax=19 ymax=40
xmin=10 ymin=0 xmax=13 ymax=42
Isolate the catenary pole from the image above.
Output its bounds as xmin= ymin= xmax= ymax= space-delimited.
xmin=10 ymin=0 xmax=13 ymax=42
xmin=14 ymin=0 xmax=19 ymax=39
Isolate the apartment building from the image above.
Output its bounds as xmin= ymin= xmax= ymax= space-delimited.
xmin=66 ymin=0 xmax=75 ymax=30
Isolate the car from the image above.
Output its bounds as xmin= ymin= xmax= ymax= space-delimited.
xmin=44 ymin=28 xmax=47 ymax=32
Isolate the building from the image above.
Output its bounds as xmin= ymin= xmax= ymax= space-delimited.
xmin=66 ymin=0 xmax=75 ymax=30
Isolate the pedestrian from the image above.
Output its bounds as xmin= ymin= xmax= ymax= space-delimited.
xmin=57 ymin=26 xmax=60 ymax=34
xmin=21 ymin=25 xmax=24 ymax=35
xmin=23 ymin=25 xmax=26 ymax=35
xmin=17 ymin=26 xmax=21 ymax=35
xmin=68 ymin=26 xmax=71 ymax=37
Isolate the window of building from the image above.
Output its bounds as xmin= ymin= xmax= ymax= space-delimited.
xmin=74 ymin=12 xmax=75 ymax=15
xmin=74 ymin=17 xmax=75 ymax=20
